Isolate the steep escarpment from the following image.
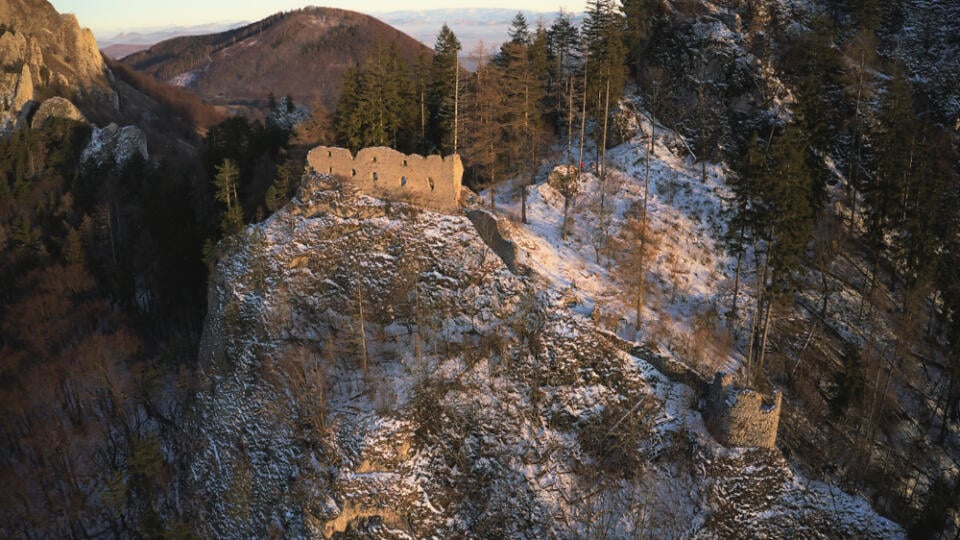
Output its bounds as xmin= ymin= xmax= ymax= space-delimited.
xmin=186 ymin=170 xmax=902 ymax=538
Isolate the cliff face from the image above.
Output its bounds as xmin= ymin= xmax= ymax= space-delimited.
xmin=0 ymin=0 xmax=115 ymax=131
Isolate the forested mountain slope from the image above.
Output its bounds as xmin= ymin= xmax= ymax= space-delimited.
xmin=121 ymin=7 xmax=432 ymax=114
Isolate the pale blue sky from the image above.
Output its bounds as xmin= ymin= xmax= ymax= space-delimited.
xmin=49 ymin=1 xmax=585 ymax=37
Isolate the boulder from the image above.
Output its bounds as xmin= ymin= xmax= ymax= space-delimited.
xmin=31 ymin=96 xmax=86 ymax=128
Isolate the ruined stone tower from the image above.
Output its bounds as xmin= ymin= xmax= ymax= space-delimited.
xmin=705 ymin=372 xmax=782 ymax=449
xmin=307 ymin=146 xmax=463 ymax=214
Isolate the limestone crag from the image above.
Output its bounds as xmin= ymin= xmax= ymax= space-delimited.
xmin=0 ymin=0 xmax=114 ymax=123
xmin=307 ymin=146 xmax=463 ymax=214
xmin=81 ymin=122 xmax=149 ymax=168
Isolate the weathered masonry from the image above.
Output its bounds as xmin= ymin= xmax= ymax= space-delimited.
xmin=704 ymin=372 xmax=782 ymax=449
xmin=307 ymin=146 xmax=463 ymax=213
xmin=598 ymin=334 xmax=783 ymax=449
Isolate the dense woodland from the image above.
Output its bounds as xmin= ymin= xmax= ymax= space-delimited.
xmin=1 ymin=0 xmax=959 ymax=537
xmin=0 ymin=79 xmax=304 ymax=534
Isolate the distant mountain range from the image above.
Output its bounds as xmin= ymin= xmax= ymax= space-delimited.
xmin=99 ymin=8 xmax=582 ymax=61
xmin=100 ymin=22 xmax=247 ymax=58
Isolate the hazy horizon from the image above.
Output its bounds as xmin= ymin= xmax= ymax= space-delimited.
xmin=49 ymin=1 xmax=586 ymax=37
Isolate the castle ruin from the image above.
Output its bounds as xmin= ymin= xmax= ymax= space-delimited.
xmin=704 ymin=372 xmax=782 ymax=449
xmin=307 ymin=146 xmax=463 ymax=214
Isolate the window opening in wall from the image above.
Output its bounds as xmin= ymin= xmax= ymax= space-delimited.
xmin=373 ymin=172 xmax=378 ymax=181
xmin=403 ymin=159 xmax=408 ymax=167
xmin=428 ymin=177 xmax=435 ymax=191
xmin=328 ymin=150 xmax=332 ymax=158
xmin=351 ymin=169 xmax=357 ymax=177
xmin=329 ymin=167 xmax=333 ymax=174
xmin=401 ymin=176 xmax=407 ymax=186
xmin=372 ymin=156 xmax=377 ymax=163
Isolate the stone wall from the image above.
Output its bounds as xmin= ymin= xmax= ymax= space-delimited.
xmin=598 ymin=333 xmax=781 ymax=449
xmin=705 ymin=372 xmax=782 ymax=449
xmin=466 ymin=209 xmax=517 ymax=272
xmin=307 ymin=146 xmax=463 ymax=214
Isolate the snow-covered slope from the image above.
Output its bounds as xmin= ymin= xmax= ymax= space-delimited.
xmin=188 ymin=161 xmax=902 ymax=537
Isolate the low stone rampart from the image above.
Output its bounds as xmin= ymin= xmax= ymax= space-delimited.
xmin=307 ymin=146 xmax=463 ymax=214
xmin=599 ymin=332 xmax=782 ymax=449
xmin=466 ymin=209 xmax=517 ymax=272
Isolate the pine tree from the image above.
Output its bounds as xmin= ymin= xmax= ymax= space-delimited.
xmin=507 ymin=12 xmax=531 ymax=46
xmin=428 ymin=24 xmax=462 ymax=154
xmin=334 ymin=67 xmax=365 ymax=152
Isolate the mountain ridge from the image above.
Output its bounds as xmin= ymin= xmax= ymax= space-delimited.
xmin=121 ymin=7 xmax=431 ymax=114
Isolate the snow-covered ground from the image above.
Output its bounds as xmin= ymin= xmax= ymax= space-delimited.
xmin=491 ymin=110 xmax=743 ymax=378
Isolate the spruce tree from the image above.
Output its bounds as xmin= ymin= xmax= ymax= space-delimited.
xmin=547 ymin=9 xmax=581 ymax=80
xmin=507 ymin=12 xmax=531 ymax=46
xmin=463 ymin=50 xmax=505 ymax=207
xmin=864 ymin=63 xmax=915 ymax=274
xmin=334 ymin=67 xmax=365 ymax=152
xmin=582 ymin=0 xmax=627 ymax=127
xmin=428 ymin=24 xmax=462 ymax=154
xmin=763 ymin=125 xmax=815 ymax=301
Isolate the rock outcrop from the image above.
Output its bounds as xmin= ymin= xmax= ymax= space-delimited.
xmin=30 ymin=96 xmax=86 ymax=128
xmin=81 ymin=122 xmax=148 ymax=168
xmin=0 ymin=0 xmax=114 ymax=130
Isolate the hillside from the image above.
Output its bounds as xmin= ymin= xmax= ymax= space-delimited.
xmin=188 ymin=170 xmax=902 ymax=537
xmin=120 ymin=7 xmax=431 ymax=114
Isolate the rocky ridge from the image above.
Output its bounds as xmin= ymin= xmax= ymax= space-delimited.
xmin=0 ymin=0 xmax=116 ymax=132
xmin=188 ymin=169 xmax=903 ymax=538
